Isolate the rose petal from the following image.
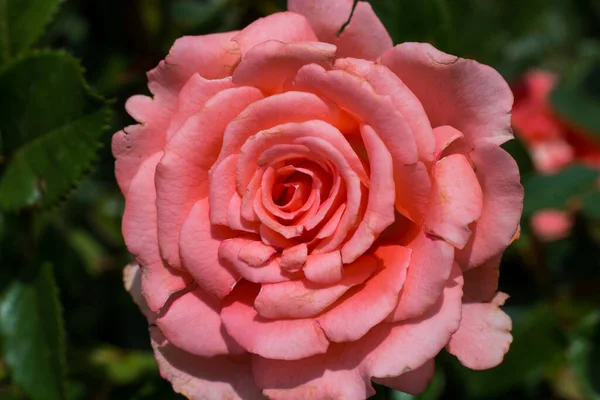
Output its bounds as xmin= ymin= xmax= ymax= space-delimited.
xmin=238 ymin=240 xmax=277 ymax=267
xmin=365 ymin=262 xmax=463 ymax=377
xmin=254 ymin=255 xmax=379 ymax=319
xmin=218 ymin=91 xmax=356 ymax=166
xmin=254 ymin=345 xmax=376 ymax=400
xmin=156 ymin=288 xmax=244 ymax=357
xmin=446 ymin=292 xmax=512 ymax=370
xmin=236 ymin=120 xmax=368 ymax=194
xmin=122 ymin=153 xmax=193 ymax=312
xmin=287 ymin=0 xmax=354 ymax=43
xmin=113 ymin=32 xmax=240 ymax=193
xmin=313 ymin=203 xmax=346 ymax=240
xmin=462 ymin=254 xmax=501 ymax=302
xmin=219 ymin=237 xmax=297 ymax=283
xmin=232 ymin=12 xmax=318 ymax=55
xmin=303 ymin=251 xmax=344 ymax=284
xmin=289 ymin=0 xmax=392 ymax=60
xmin=221 ymin=282 xmax=330 ymax=360
xmin=455 ymin=144 xmax=523 ymax=270
xmin=179 ymin=198 xmax=239 ymax=299
xmin=424 ymin=153 xmax=483 ymax=249
xmin=333 ymin=2 xmax=393 ymax=60
xmin=334 ymin=58 xmax=435 ymax=164
xmin=165 ymin=75 xmax=233 ymax=142
xmin=150 ymin=328 xmax=263 ymax=400
xmin=386 ymin=230 xmax=454 ymax=322
xmin=293 ymin=137 xmax=363 ymax=254
xmin=209 ymin=154 xmax=238 ymax=226
xmin=373 ymin=360 xmax=435 ymax=395
xmin=316 ymin=248 xmax=409 ymax=342
xmin=294 ymin=64 xmax=430 ymax=222
xmin=123 ymin=263 xmax=155 ymax=322
xmin=233 ymin=40 xmax=336 ymax=93
xmin=227 ymin=192 xmax=261 ymax=233
xmin=433 ymin=125 xmax=464 ymax=161
xmin=260 ymin=224 xmax=298 ymax=248
xmin=341 ymin=124 xmax=396 ymax=263
xmin=280 ymin=243 xmax=308 ymax=272
xmin=156 ymin=87 xmax=264 ymax=269
xmin=253 ymin=263 xmax=463 ymax=398
xmin=380 ymin=42 xmax=514 ymax=147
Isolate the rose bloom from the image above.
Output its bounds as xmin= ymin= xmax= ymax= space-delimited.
xmin=114 ymin=1 xmax=524 ymax=399
xmin=512 ymin=69 xmax=600 ymax=174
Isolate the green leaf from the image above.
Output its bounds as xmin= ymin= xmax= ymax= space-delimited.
xmin=568 ymin=311 xmax=600 ymax=400
xmin=0 ymin=0 xmax=64 ymax=64
xmin=88 ymin=346 xmax=158 ymax=385
xmin=448 ymin=304 xmax=565 ymax=397
xmin=581 ymin=191 xmax=600 ymax=220
xmin=550 ymin=85 xmax=600 ymax=141
xmin=522 ymin=164 xmax=599 ymax=217
xmin=0 ymin=50 xmax=112 ymax=211
xmin=0 ymin=263 xmax=67 ymax=400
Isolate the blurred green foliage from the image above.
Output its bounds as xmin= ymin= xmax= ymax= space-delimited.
xmin=0 ymin=0 xmax=599 ymax=399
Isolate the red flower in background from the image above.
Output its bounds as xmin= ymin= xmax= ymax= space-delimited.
xmin=512 ymin=70 xmax=600 ymax=173
xmin=512 ymin=70 xmax=600 ymax=241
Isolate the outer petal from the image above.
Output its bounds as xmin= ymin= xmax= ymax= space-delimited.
xmin=113 ymin=32 xmax=240 ymax=193
xmin=365 ymin=262 xmax=463 ymax=378
xmin=150 ymin=328 xmax=264 ymax=400
xmin=446 ymin=293 xmax=513 ymax=370
xmin=380 ymin=42 xmax=514 ymax=147
xmin=289 ymin=0 xmax=392 ymax=60
xmin=333 ymin=2 xmax=393 ymax=60
xmin=221 ymin=282 xmax=330 ymax=360
xmin=253 ymin=263 xmax=463 ymax=399
xmin=232 ymin=12 xmax=318 ymax=55
xmin=121 ymin=153 xmax=193 ymax=312
xmin=165 ymin=75 xmax=233 ymax=142
xmin=254 ymin=345 xmax=375 ymax=400
xmin=156 ymin=288 xmax=244 ymax=357
xmin=424 ymin=153 xmax=483 ymax=249
xmin=462 ymin=254 xmax=501 ymax=302
xmin=373 ymin=360 xmax=435 ymax=395
xmin=455 ymin=144 xmax=524 ymax=270
xmin=179 ymin=199 xmax=239 ymax=299
xmin=123 ymin=263 xmax=155 ymax=322
xmin=287 ymin=0 xmax=354 ymax=43
xmin=386 ymin=230 xmax=454 ymax=322
xmin=156 ymin=87 xmax=264 ymax=269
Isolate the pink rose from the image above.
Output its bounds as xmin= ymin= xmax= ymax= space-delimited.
xmin=115 ymin=1 xmax=523 ymax=398
xmin=512 ymin=70 xmax=600 ymax=173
